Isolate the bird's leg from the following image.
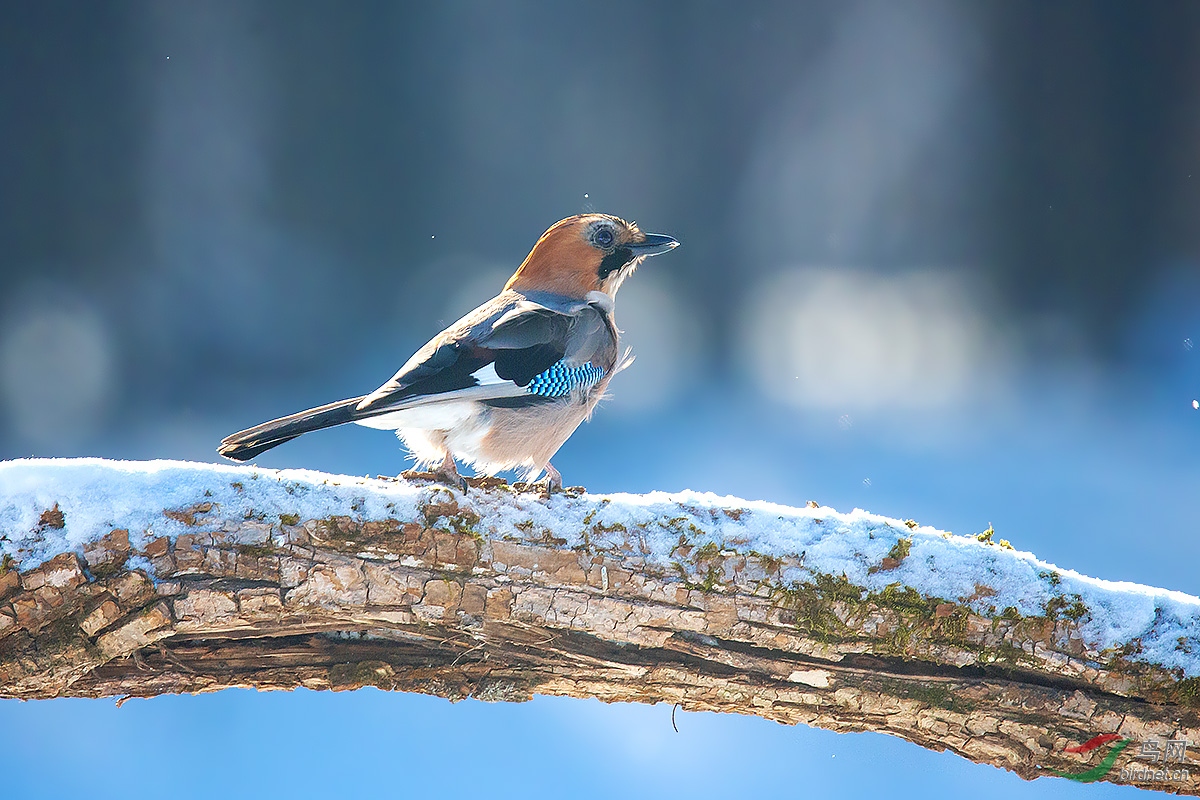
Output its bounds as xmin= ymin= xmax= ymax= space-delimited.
xmin=435 ymin=452 xmax=468 ymax=492
xmin=534 ymin=462 xmax=563 ymax=493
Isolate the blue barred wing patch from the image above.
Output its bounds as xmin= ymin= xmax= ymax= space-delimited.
xmin=526 ymin=361 xmax=605 ymax=398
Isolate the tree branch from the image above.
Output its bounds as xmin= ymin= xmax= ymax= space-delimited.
xmin=0 ymin=459 xmax=1196 ymax=793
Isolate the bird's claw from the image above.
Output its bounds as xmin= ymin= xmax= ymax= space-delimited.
xmin=532 ymin=463 xmax=564 ymax=494
xmin=400 ymin=469 xmax=468 ymax=493
xmin=401 ymin=454 xmax=468 ymax=492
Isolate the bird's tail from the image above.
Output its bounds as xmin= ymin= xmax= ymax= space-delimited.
xmin=218 ymin=396 xmax=367 ymax=462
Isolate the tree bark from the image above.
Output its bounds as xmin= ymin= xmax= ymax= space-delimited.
xmin=0 ymin=464 xmax=1197 ymax=794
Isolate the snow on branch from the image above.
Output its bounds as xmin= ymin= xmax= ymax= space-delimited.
xmin=0 ymin=458 xmax=1197 ymax=793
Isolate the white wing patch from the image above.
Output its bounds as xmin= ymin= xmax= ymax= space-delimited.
xmin=470 ymin=363 xmax=506 ymax=386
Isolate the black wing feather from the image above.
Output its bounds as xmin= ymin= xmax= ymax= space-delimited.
xmin=494 ymin=342 xmax=565 ymax=386
xmin=389 ymin=343 xmax=492 ymax=398
xmin=357 ymin=301 xmax=575 ymax=412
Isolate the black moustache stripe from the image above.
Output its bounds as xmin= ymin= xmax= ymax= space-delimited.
xmin=597 ymin=246 xmax=634 ymax=280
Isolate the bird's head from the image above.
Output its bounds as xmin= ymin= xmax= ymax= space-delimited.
xmin=505 ymin=214 xmax=678 ymax=299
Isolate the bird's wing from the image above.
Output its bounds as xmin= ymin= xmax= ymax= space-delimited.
xmin=354 ymin=292 xmax=608 ymax=415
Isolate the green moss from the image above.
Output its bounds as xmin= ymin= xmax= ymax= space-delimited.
xmin=998 ymin=539 xmax=1014 ymax=550
xmin=237 ymin=543 xmax=276 ymax=558
xmin=888 ymin=537 xmax=912 ymax=561
xmin=672 ymin=539 xmax=725 ymax=593
xmin=749 ymin=551 xmax=782 ymax=575
xmin=427 ymin=515 xmax=484 ymax=547
xmin=1039 ymin=570 xmax=1062 ymax=587
xmin=278 ymin=513 xmax=300 ymax=526
xmin=772 ymin=573 xmax=866 ymax=642
xmin=447 ymin=510 xmax=481 ymax=537
xmin=886 ymin=622 xmax=916 ymax=653
xmin=1041 ymin=597 xmax=1070 ymax=623
xmin=1174 ymin=677 xmax=1200 ymax=707
xmin=1113 ymin=639 xmax=1145 ymax=659
xmin=900 ymin=682 xmax=961 ymax=711
xmin=1043 ymin=594 xmax=1088 ymax=622
xmin=976 ymin=524 xmax=995 ymax=544
xmin=418 ymin=497 xmax=483 ymax=544
xmin=864 ymin=582 xmax=970 ymax=651
xmin=570 ymin=519 xmax=629 ymax=555
xmin=0 ymin=553 xmax=13 ymax=575
xmin=937 ymin=606 xmax=970 ymax=644
xmin=869 ymin=582 xmax=928 ymax=614
xmin=691 ymin=564 xmax=723 ymax=593
xmin=982 ymin=640 xmax=1039 ymax=668
xmin=759 ymin=564 xmax=1090 ymax=668
xmin=1063 ymin=597 xmax=1089 ymax=621
xmin=661 ymin=516 xmax=705 ymax=538
xmin=577 ymin=528 xmax=593 ymax=552
xmin=769 ymin=566 xmax=990 ymax=655
xmin=315 ymin=518 xmax=352 ymax=541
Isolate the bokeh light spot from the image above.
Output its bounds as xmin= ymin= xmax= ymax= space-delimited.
xmin=739 ymin=269 xmax=996 ymax=413
xmin=0 ymin=301 xmax=115 ymax=447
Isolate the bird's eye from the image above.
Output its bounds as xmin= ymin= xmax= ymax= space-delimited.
xmin=594 ymin=227 xmax=614 ymax=248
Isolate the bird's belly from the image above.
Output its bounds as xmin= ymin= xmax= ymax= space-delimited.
xmin=470 ymin=398 xmax=592 ymax=475
xmin=354 ymin=394 xmax=594 ymax=477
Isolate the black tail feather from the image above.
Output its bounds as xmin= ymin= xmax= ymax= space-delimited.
xmin=218 ymin=396 xmax=367 ymax=462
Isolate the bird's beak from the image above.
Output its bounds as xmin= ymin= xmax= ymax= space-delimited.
xmin=628 ymin=232 xmax=679 ymax=257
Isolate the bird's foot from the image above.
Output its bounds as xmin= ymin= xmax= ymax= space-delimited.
xmin=400 ymin=469 xmax=469 ymax=493
xmin=531 ymin=462 xmax=564 ymax=494
xmin=401 ymin=454 xmax=468 ymax=492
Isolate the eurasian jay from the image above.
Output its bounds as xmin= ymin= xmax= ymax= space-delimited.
xmin=218 ymin=214 xmax=678 ymax=490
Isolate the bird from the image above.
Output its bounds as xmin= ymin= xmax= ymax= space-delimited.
xmin=218 ymin=213 xmax=679 ymax=490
